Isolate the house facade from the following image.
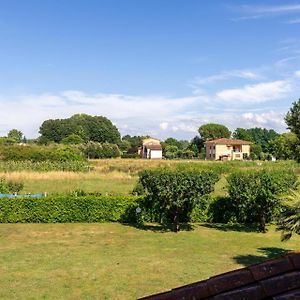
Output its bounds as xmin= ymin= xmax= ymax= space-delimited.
xmin=139 ymin=138 xmax=163 ymax=159
xmin=204 ymin=138 xmax=251 ymax=161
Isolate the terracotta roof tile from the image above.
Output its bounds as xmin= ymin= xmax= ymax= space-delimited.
xmin=208 ymin=269 xmax=254 ymax=295
xmin=249 ymin=256 xmax=294 ymax=281
xmin=260 ymin=271 xmax=300 ymax=297
xmin=204 ymin=138 xmax=252 ymax=145
xmin=139 ymin=251 xmax=300 ymax=300
xmin=213 ymin=284 xmax=265 ymax=300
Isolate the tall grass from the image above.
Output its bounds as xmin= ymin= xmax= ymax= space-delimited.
xmin=0 ymin=161 xmax=91 ymax=172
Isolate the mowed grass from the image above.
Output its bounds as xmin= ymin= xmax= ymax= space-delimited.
xmin=0 ymin=223 xmax=299 ymax=300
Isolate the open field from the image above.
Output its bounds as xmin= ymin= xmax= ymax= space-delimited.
xmin=0 ymin=159 xmax=299 ymax=195
xmin=0 ymin=171 xmax=136 ymax=195
xmin=0 ymin=223 xmax=299 ymax=299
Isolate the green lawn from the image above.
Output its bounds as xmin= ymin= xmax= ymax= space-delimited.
xmin=0 ymin=223 xmax=299 ymax=299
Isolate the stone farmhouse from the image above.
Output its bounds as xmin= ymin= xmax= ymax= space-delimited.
xmin=205 ymin=138 xmax=251 ymax=161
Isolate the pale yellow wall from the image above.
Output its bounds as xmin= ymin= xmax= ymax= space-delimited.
xmin=206 ymin=143 xmax=251 ymax=160
xmin=215 ymin=144 xmax=232 ymax=160
xmin=242 ymin=145 xmax=251 ymax=157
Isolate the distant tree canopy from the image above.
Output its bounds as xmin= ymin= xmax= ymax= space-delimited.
xmin=233 ymin=127 xmax=279 ymax=153
xmin=198 ymin=123 xmax=231 ymax=141
xmin=39 ymin=114 xmax=120 ymax=144
xmin=7 ymin=129 xmax=23 ymax=143
xmin=122 ymin=135 xmax=146 ymax=148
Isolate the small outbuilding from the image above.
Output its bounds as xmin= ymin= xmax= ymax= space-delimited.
xmin=139 ymin=138 xmax=162 ymax=159
xmin=205 ymin=138 xmax=252 ymax=161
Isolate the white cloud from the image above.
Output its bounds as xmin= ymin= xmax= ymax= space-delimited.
xmin=159 ymin=122 xmax=169 ymax=130
xmin=242 ymin=111 xmax=286 ymax=129
xmin=193 ymin=69 xmax=262 ymax=86
xmin=286 ymin=18 xmax=300 ymax=24
xmin=241 ymin=4 xmax=300 ymax=14
xmin=216 ymin=80 xmax=292 ymax=103
xmin=295 ymin=70 xmax=300 ymax=77
xmin=0 ymin=91 xmax=198 ymax=138
xmin=232 ymin=4 xmax=300 ymax=22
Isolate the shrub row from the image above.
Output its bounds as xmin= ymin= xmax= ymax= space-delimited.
xmin=0 ymin=145 xmax=84 ymax=162
xmin=0 ymin=195 xmax=141 ymax=223
xmin=80 ymin=142 xmax=121 ymax=159
xmin=0 ymin=160 xmax=91 ymax=172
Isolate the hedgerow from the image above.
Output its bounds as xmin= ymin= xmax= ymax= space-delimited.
xmin=0 ymin=195 xmax=141 ymax=223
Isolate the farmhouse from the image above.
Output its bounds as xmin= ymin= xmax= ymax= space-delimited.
xmin=139 ymin=138 xmax=162 ymax=159
xmin=205 ymin=138 xmax=251 ymax=161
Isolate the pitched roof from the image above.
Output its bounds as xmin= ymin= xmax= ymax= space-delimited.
xmin=145 ymin=144 xmax=162 ymax=150
xmin=139 ymin=251 xmax=300 ymax=300
xmin=205 ymin=138 xmax=252 ymax=145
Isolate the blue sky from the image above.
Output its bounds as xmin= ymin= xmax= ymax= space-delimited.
xmin=0 ymin=0 xmax=300 ymax=139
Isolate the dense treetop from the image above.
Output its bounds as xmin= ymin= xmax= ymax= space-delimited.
xmin=198 ymin=123 xmax=231 ymax=141
xmin=39 ymin=114 xmax=120 ymax=144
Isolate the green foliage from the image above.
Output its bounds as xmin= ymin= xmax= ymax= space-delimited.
xmin=227 ymin=169 xmax=297 ymax=231
xmin=81 ymin=142 xmax=121 ymax=159
xmin=61 ymin=134 xmax=85 ymax=145
xmin=39 ymin=114 xmax=121 ymax=144
xmin=207 ymin=196 xmax=237 ymax=223
xmin=0 ymin=178 xmax=24 ymax=194
xmin=7 ymin=129 xmax=23 ymax=143
xmin=164 ymin=145 xmax=179 ymax=159
xmin=0 ymin=144 xmax=84 ymax=162
xmin=233 ymin=127 xmax=279 ymax=153
xmin=277 ymin=191 xmax=300 ymax=241
xmin=198 ymin=123 xmax=231 ymax=141
xmin=269 ymin=132 xmax=298 ymax=160
xmin=122 ymin=135 xmax=146 ymax=148
xmin=138 ymin=169 xmax=219 ymax=231
xmin=0 ymin=161 xmax=91 ymax=172
xmin=0 ymin=195 xmax=141 ymax=223
xmin=286 ymin=99 xmax=300 ymax=137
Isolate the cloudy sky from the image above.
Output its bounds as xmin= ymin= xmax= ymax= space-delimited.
xmin=0 ymin=0 xmax=300 ymax=139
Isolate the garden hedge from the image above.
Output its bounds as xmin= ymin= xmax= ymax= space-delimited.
xmin=0 ymin=195 xmax=141 ymax=223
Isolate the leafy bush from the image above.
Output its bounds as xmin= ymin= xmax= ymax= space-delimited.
xmin=227 ymin=169 xmax=297 ymax=231
xmin=138 ymin=169 xmax=219 ymax=231
xmin=0 ymin=178 xmax=24 ymax=194
xmin=81 ymin=142 xmax=121 ymax=159
xmin=0 ymin=145 xmax=84 ymax=162
xmin=0 ymin=195 xmax=141 ymax=223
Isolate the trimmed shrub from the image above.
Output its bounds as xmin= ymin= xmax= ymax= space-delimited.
xmin=138 ymin=169 xmax=219 ymax=231
xmin=227 ymin=169 xmax=297 ymax=231
xmin=0 ymin=195 xmax=141 ymax=223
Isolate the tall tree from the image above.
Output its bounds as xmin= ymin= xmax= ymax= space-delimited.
xmin=285 ymin=99 xmax=300 ymax=136
xmin=39 ymin=114 xmax=120 ymax=144
xmin=285 ymin=99 xmax=300 ymax=162
xmin=198 ymin=123 xmax=231 ymax=141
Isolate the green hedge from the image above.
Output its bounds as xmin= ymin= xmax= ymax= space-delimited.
xmin=0 ymin=195 xmax=141 ymax=223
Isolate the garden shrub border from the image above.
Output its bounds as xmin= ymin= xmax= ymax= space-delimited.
xmin=0 ymin=195 xmax=141 ymax=223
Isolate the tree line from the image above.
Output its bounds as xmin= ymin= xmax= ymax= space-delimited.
xmin=1 ymin=99 xmax=300 ymax=161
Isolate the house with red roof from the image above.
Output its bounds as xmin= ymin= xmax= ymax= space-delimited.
xmin=204 ymin=138 xmax=252 ymax=161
